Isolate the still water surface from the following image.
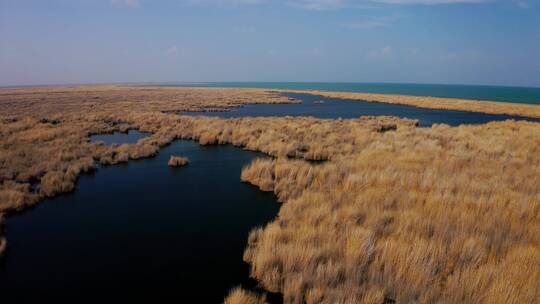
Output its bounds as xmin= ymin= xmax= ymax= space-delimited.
xmin=91 ymin=130 xmax=151 ymax=145
xmin=184 ymin=93 xmax=540 ymax=127
xmin=0 ymin=138 xmax=280 ymax=303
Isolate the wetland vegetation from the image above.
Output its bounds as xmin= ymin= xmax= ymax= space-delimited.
xmin=185 ymin=92 xmax=540 ymax=127
xmin=1 ymin=85 xmax=539 ymax=303
xmin=168 ymin=155 xmax=189 ymax=167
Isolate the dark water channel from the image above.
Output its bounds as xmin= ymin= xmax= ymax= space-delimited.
xmin=91 ymin=129 xmax=151 ymax=145
xmin=184 ymin=93 xmax=540 ymax=127
xmin=0 ymin=137 xmax=281 ymax=303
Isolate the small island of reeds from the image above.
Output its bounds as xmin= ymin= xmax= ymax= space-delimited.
xmin=168 ymin=155 xmax=189 ymax=167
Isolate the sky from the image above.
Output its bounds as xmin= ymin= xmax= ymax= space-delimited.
xmin=1 ymin=0 xmax=539 ymax=87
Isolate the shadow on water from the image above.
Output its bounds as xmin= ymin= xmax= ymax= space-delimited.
xmin=183 ymin=93 xmax=540 ymax=127
xmin=0 ymin=137 xmax=283 ymax=303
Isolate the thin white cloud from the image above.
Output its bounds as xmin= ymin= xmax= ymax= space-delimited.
xmin=291 ymin=0 xmax=492 ymax=9
xmin=166 ymin=46 xmax=178 ymax=57
xmin=340 ymin=20 xmax=388 ymax=29
xmin=439 ymin=52 xmax=459 ymax=61
xmin=187 ymin=0 xmax=265 ymax=6
xmin=233 ymin=25 xmax=257 ymax=33
xmin=183 ymin=0 xmax=495 ymax=10
xmin=515 ymin=0 xmax=529 ymax=8
xmin=288 ymin=0 xmax=346 ymax=10
xmin=367 ymin=46 xmax=393 ymax=58
xmin=408 ymin=47 xmax=419 ymax=55
xmin=371 ymin=0 xmax=490 ymax=4
xmin=111 ymin=0 xmax=140 ymax=7
xmin=191 ymin=0 xmax=345 ymax=10
xmin=339 ymin=14 xmax=401 ymax=29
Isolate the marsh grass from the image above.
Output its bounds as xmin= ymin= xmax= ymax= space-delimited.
xmin=0 ymin=86 xmax=296 ymax=213
xmin=0 ymin=237 xmax=5 ymax=257
xmin=1 ymin=85 xmax=540 ymax=303
xmin=168 ymin=155 xmax=189 ymax=167
xmin=240 ymin=120 xmax=540 ymax=304
xmin=224 ymin=287 xmax=268 ymax=304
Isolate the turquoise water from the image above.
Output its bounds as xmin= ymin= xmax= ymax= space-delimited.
xmin=160 ymin=82 xmax=540 ymax=105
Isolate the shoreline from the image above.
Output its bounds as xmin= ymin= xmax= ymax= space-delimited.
xmin=273 ymin=88 xmax=540 ymax=119
xmin=3 ymin=84 xmax=540 ymax=120
xmin=138 ymin=85 xmax=540 ymax=119
xmin=151 ymin=82 xmax=540 ymax=104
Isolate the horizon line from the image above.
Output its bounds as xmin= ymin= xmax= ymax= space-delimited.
xmin=2 ymin=81 xmax=540 ymax=90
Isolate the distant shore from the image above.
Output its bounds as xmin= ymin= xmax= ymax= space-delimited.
xmin=274 ymin=88 xmax=540 ymax=119
xmin=2 ymin=84 xmax=540 ymax=119
xmin=150 ymin=84 xmax=540 ymax=119
xmin=154 ymin=82 xmax=540 ymax=105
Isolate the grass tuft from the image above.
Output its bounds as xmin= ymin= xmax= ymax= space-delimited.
xmin=168 ymin=155 xmax=189 ymax=167
xmin=224 ymin=287 xmax=267 ymax=304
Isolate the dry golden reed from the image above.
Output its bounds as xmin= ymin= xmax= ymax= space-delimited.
xmin=168 ymin=155 xmax=189 ymax=167
xmin=241 ymin=120 xmax=540 ymax=304
xmin=0 ymin=86 xmax=297 ymax=212
xmin=1 ymin=85 xmax=540 ymax=303
xmin=224 ymin=287 xmax=268 ymax=304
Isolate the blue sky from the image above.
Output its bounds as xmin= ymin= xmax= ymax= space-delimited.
xmin=1 ymin=0 xmax=539 ymax=87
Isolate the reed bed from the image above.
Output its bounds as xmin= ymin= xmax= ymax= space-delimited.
xmin=168 ymin=155 xmax=189 ymax=167
xmin=0 ymin=85 xmax=298 ymax=118
xmin=241 ymin=120 xmax=540 ymax=303
xmin=0 ymin=86 xmax=297 ymax=212
xmin=224 ymin=287 xmax=268 ymax=304
xmin=1 ymin=85 xmax=539 ymax=303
